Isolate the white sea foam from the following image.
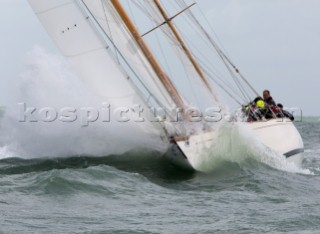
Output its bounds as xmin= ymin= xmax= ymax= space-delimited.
xmin=193 ymin=121 xmax=313 ymax=175
xmin=0 ymin=47 xmax=166 ymax=159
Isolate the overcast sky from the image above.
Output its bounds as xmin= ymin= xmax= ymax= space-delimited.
xmin=1 ymin=0 xmax=319 ymax=116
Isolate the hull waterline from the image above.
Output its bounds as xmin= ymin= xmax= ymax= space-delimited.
xmin=165 ymin=118 xmax=304 ymax=171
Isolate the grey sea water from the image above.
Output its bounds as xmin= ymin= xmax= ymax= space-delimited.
xmin=0 ymin=117 xmax=320 ymax=233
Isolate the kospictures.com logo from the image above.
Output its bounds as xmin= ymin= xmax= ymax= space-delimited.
xmin=18 ymin=103 xmax=223 ymax=126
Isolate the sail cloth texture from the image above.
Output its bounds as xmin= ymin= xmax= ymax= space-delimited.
xmin=27 ymin=0 xmax=153 ymax=109
xmin=28 ymin=0 xmax=178 ymax=112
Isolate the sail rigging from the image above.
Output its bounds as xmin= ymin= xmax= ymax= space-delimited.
xmin=110 ymin=0 xmax=186 ymax=109
xmin=28 ymin=0 xmax=261 ymax=120
xmin=130 ymin=0 xmax=259 ymax=107
xmin=125 ymin=0 xmax=219 ymax=111
xmin=175 ymin=0 xmax=259 ymax=103
xmin=153 ymin=0 xmax=218 ymax=102
xmin=79 ymin=0 xmax=180 ymax=111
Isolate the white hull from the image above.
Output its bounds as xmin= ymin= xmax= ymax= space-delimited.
xmin=248 ymin=118 xmax=304 ymax=166
xmin=165 ymin=118 xmax=304 ymax=171
xmin=165 ymin=131 xmax=219 ymax=171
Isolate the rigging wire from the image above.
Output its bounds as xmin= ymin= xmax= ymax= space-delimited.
xmin=122 ymin=0 xmax=258 ymax=106
xmin=140 ymin=0 xmax=255 ymax=105
xmin=197 ymin=56 xmax=248 ymax=103
xmin=139 ymin=0 xmax=175 ymax=81
xmin=165 ymin=1 xmax=251 ymax=103
xmin=107 ymin=0 xmax=176 ymax=108
xmin=154 ymin=4 xmax=201 ymax=106
xmin=101 ymin=0 xmax=119 ymax=63
xmin=140 ymin=0 xmax=218 ymax=106
xmin=201 ymin=67 xmax=243 ymax=105
xmin=139 ymin=0 xmax=202 ymax=107
xmin=178 ymin=0 xmax=260 ymax=101
xmin=168 ymin=19 xmax=246 ymax=101
xmin=103 ymin=0 xmax=258 ymax=108
xmin=79 ymin=0 xmax=167 ymax=109
xmin=181 ymin=4 xmax=252 ymax=102
xmin=154 ymin=29 xmax=174 ymax=80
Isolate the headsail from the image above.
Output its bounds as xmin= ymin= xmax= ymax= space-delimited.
xmin=27 ymin=0 xmax=148 ymax=108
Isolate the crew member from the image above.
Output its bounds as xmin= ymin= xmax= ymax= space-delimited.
xmin=263 ymin=90 xmax=276 ymax=108
xmin=277 ymin=103 xmax=294 ymax=121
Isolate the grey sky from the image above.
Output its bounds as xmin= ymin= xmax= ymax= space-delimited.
xmin=1 ymin=0 xmax=319 ymax=116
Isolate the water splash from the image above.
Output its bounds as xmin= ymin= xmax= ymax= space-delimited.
xmin=0 ymin=47 xmax=166 ymax=159
xmin=0 ymin=146 xmax=15 ymax=159
xmin=192 ymin=121 xmax=313 ymax=175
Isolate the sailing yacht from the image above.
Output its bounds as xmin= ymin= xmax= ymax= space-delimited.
xmin=27 ymin=0 xmax=304 ymax=171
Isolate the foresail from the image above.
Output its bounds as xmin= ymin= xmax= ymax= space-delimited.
xmin=27 ymin=0 xmax=148 ymax=108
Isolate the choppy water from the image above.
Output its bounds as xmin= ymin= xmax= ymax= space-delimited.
xmin=1 ymin=117 xmax=320 ymax=233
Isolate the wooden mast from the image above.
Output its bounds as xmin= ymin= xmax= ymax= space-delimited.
xmin=153 ymin=0 xmax=218 ymax=101
xmin=110 ymin=0 xmax=185 ymax=109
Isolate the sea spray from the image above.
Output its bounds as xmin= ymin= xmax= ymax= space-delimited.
xmin=0 ymin=47 xmax=167 ymax=159
xmin=190 ymin=121 xmax=312 ymax=174
xmin=0 ymin=145 xmax=15 ymax=159
xmin=235 ymin=122 xmax=312 ymax=174
xmin=188 ymin=121 xmax=256 ymax=173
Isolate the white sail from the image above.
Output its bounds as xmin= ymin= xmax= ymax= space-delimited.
xmin=27 ymin=0 xmax=152 ymax=108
